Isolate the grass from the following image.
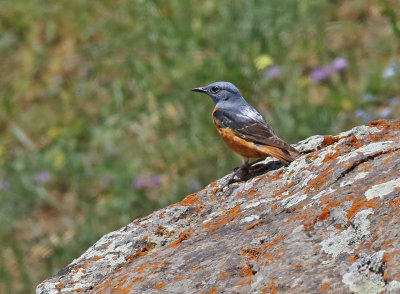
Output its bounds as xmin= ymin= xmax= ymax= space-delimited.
xmin=0 ymin=0 xmax=399 ymax=292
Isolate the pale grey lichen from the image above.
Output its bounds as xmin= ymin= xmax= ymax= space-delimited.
xmin=387 ymin=280 xmax=400 ymax=293
xmin=340 ymin=172 xmax=369 ymax=188
xmin=342 ymin=251 xmax=386 ymax=294
xmin=337 ymin=141 xmax=394 ymax=163
xmin=338 ymin=125 xmax=380 ymax=139
xmin=281 ymin=193 xmax=307 ymax=208
xmin=320 ymin=209 xmax=373 ymax=258
xmin=365 ymin=178 xmax=400 ymax=200
xmin=294 ymin=135 xmax=325 ymax=153
xmin=241 ymin=215 xmax=260 ymax=223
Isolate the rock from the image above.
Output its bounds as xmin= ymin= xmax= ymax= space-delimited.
xmin=37 ymin=120 xmax=400 ymax=294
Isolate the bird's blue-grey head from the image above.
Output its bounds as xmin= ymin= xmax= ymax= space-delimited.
xmin=192 ymin=81 xmax=246 ymax=106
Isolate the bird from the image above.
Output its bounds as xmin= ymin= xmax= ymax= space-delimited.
xmin=192 ymin=81 xmax=299 ymax=173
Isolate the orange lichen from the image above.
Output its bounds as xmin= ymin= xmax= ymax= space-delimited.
xmin=209 ymin=181 xmax=217 ymax=188
xmin=178 ymin=275 xmax=183 ymax=280
xmin=203 ymin=206 xmax=241 ymax=233
xmin=345 ymin=196 xmax=377 ymax=222
xmin=102 ymin=241 xmax=113 ymax=249
xmin=55 ymin=283 xmax=64 ymax=290
xmin=270 ymin=169 xmax=284 ymax=181
xmin=178 ymin=193 xmax=200 ymax=206
xmin=243 ymin=221 xmax=263 ymax=231
xmin=195 ymin=205 xmax=205 ymax=212
xmin=156 ymin=224 xmax=175 ymax=237
xmin=91 ymin=256 xmax=103 ymax=261
xmin=383 ymin=239 xmax=396 ymax=250
xmin=241 ymin=247 xmax=262 ymax=260
xmin=152 ymin=260 xmax=168 ymax=272
xmin=389 ymin=197 xmax=400 ymax=207
xmin=213 ymin=187 xmax=221 ymax=194
xmin=135 ymin=247 xmax=150 ymax=257
xmin=368 ymin=120 xmax=391 ymax=129
xmin=218 ymin=273 xmax=230 ymax=279
xmin=382 ymin=251 xmax=400 ymax=282
xmin=321 ymin=135 xmax=340 ymax=148
xmin=317 ymin=200 xmax=340 ymax=222
xmin=320 ymin=283 xmax=330 ymax=292
xmin=264 ymin=235 xmax=287 ymax=249
xmin=170 ymin=231 xmax=193 ymax=248
xmin=245 ymin=185 xmax=263 ymax=199
xmin=349 ymin=255 xmax=359 ymax=263
xmin=306 ymin=166 xmax=334 ymax=193
xmin=262 ymin=280 xmax=278 ymax=294
xmin=349 ymin=135 xmax=364 ymax=148
xmin=208 ymin=287 xmax=218 ymax=294
xmin=236 ymin=277 xmax=253 ymax=286
xmin=134 ymin=262 xmax=154 ymax=274
xmin=239 ymin=265 xmax=253 ymax=278
xmin=264 ymin=249 xmax=286 ymax=265
xmin=295 ymin=264 xmax=301 ymax=269
xmin=193 ymin=266 xmax=200 ymax=272
xmin=240 ymin=234 xmax=287 ymax=267
xmin=153 ymin=282 xmax=165 ymax=290
xmin=121 ymin=277 xmax=146 ymax=292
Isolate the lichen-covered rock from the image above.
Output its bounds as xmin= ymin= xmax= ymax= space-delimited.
xmin=37 ymin=120 xmax=400 ymax=294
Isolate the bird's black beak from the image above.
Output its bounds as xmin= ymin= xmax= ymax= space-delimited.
xmin=192 ymin=87 xmax=207 ymax=93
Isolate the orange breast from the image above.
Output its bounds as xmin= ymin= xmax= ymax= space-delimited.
xmin=216 ymin=126 xmax=270 ymax=159
xmin=213 ymin=115 xmax=292 ymax=162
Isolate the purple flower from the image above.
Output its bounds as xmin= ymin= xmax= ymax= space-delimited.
xmin=187 ymin=180 xmax=202 ymax=192
xmin=380 ymin=107 xmax=392 ymax=118
xmin=0 ymin=179 xmax=10 ymax=191
xmin=310 ymin=66 xmax=334 ymax=83
xmin=331 ymin=57 xmax=348 ymax=72
xmin=35 ymin=171 xmax=51 ymax=184
xmin=355 ymin=109 xmax=373 ymax=122
xmin=132 ymin=176 xmax=162 ymax=189
xmin=265 ymin=66 xmax=281 ymax=79
xmin=389 ymin=97 xmax=399 ymax=106
xmin=362 ymin=93 xmax=375 ymax=102
xmin=100 ymin=175 xmax=115 ymax=188
xmin=382 ymin=62 xmax=398 ymax=79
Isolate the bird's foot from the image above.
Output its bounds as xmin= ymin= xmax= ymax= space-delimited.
xmin=228 ymin=159 xmax=289 ymax=185
xmin=228 ymin=161 xmax=254 ymax=184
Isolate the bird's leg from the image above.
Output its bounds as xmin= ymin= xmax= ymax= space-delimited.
xmin=233 ymin=158 xmax=250 ymax=171
xmin=242 ymin=158 xmax=250 ymax=169
xmin=232 ymin=158 xmax=251 ymax=179
xmin=233 ymin=158 xmax=248 ymax=171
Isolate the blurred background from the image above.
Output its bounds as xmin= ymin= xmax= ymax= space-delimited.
xmin=0 ymin=0 xmax=399 ymax=292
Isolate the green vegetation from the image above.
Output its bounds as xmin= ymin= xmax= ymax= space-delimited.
xmin=0 ymin=0 xmax=399 ymax=292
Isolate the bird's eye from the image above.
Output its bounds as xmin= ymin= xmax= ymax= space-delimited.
xmin=210 ymin=86 xmax=220 ymax=93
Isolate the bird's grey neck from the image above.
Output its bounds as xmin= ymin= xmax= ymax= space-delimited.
xmin=216 ymin=96 xmax=247 ymax=107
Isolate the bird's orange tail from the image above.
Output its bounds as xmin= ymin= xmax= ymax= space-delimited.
xmin=259 ymin=145 xmax=296 ymax=163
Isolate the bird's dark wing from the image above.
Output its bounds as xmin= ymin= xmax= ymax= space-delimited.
xmin=213 ymin=106 xmax=299 ymax=154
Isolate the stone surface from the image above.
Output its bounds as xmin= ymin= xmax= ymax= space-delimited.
xmin=37 ymin=120 xmax=400 ymax=294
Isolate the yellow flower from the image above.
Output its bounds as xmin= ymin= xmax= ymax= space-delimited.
xmin=298 ymin=76 xmax=311 ymax=87
xmin=47 ymin=127 xmax=63 ymax=139
xmin=51 ymin=151 xmax=65 ymax=169
xmin=254 ymin=54 xmax=273 ymax=70
xmin=341 ymin=99 xmax=352 ymax=111
xmin=0 ymin=146 xmax=4 ymax=157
